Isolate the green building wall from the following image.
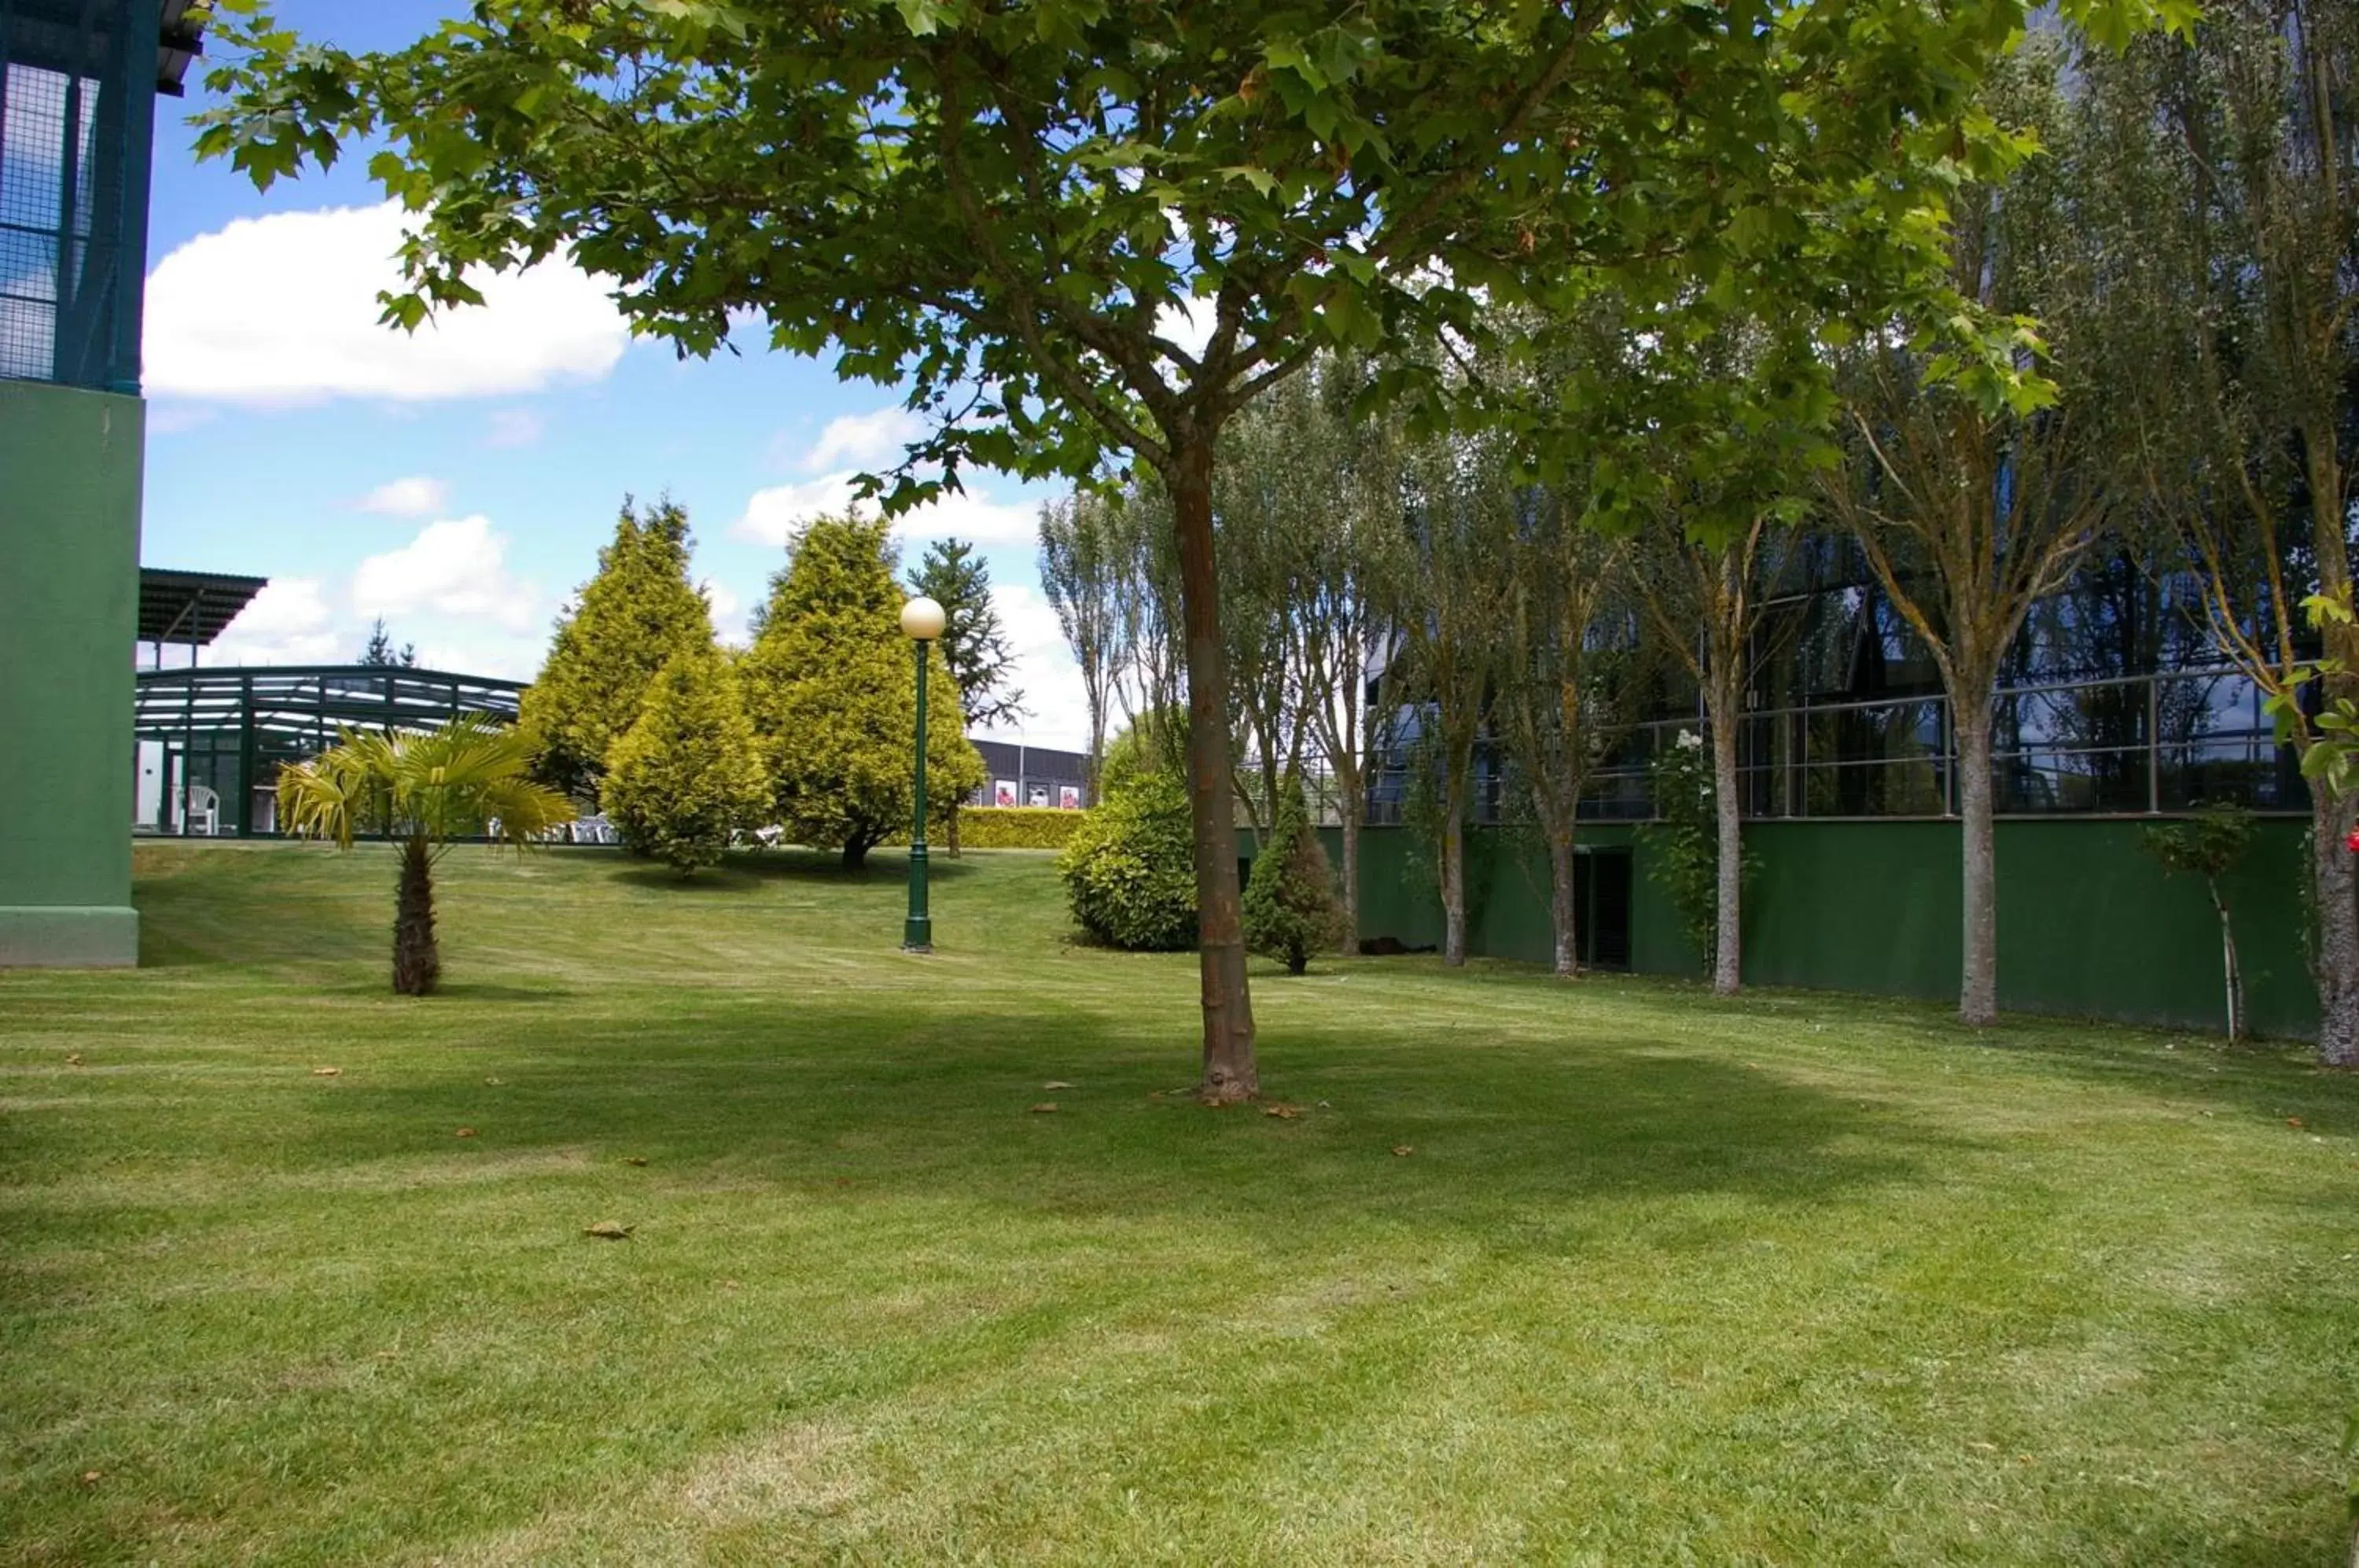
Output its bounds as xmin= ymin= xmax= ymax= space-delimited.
xmin=1321 ymin=815 xmax=2317 ymax=1039
xmin=0 ymin=381 xmax=143 ymax=966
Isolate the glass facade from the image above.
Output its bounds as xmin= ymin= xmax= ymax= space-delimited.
xmin=1367 ymin=550 xmax=2306 ymax=826
xmin=1 ymin=0 xmax=174 ymax=392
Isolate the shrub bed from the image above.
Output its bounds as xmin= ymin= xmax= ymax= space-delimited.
xmin=958 ymin=805 xmax=1085 ymax=850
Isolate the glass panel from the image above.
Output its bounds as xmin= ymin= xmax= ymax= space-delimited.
xmin=1993 ymin=748 xmax=2148 ymax=813
xmin=1801 ymin=758 xmax=1948 ymax=816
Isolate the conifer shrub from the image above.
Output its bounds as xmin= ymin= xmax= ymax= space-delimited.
xmin=1242 ymin=778 xmax=1343 ymax=974
xmin=1057 ymin=769 xmax=1198 ymax=950
xmin=602 ymin=646 xmax=771 ymax=874
xmin=737 ymin=513 xmax=984 ymax=868
xmin=521 ymin=497 xmax=715 ymax=799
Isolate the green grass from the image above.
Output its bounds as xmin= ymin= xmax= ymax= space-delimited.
xmin=5 ymin=841 xmax=2358 ymax=1566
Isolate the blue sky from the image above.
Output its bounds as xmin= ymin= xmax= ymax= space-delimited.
xmin=142 ymin=1 xmax=1087 ymax=748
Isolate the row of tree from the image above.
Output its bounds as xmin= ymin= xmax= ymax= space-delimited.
xmin=209 ymin=0 xmax=2217 ymax=1098
xmin=1040 ymin=12 xmax=2358 ymax=1063
xmin=518 ymin=499 xmax=991 ymax=873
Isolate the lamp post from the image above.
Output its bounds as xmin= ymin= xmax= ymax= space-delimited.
xmin=900 ymin=594 xmax=948 ymax=952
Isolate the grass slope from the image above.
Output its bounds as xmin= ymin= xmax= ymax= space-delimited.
xmin=3 ymin=841 xmax=2357 ymax=1566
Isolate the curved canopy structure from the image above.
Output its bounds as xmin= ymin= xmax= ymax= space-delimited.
xmin=134 ymin=664 xmax=527 ymax=837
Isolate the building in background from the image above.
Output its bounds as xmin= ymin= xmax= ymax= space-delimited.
xmin=1 ymin=0 xmax=204 ymax=966
xmin=970 ymin=738 xmax=1087 ymax=810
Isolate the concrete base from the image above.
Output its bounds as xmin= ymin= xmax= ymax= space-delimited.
xmin=0 ymin=906 xmax=140 ymax=968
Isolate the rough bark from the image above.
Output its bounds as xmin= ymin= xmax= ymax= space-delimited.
xmin=1548 ymin=831 xmax=1579 ymax=977
xmin=392 ymin=834 xmax=440 ymax=996
xmin=2309 ymin=778 xmax=2359 ymax=1066
xmin=1168 ymin=439 xmax=1259 ymax=1102
xmin=1441 ymin=756 xmax=1470 ymax=968
xmin=1703 ymin=658 xmax=1745 ymax=997
xmin=1956 ymin=700 xmax=1998 ymax=1028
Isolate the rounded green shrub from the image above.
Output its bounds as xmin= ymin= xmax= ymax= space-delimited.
xmin=1056 ymin=770 xmax=1198 ymax=950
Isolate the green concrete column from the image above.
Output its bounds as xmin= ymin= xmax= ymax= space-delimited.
xmin=0 ymin=381 xmax=142 ymax=967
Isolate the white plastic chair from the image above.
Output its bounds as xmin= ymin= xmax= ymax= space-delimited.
xmin=184 ymin=785 xmax=220 ymax=836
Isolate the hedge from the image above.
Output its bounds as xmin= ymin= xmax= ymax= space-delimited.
xmin=956 ymin=804 xmax=1086 ymax=850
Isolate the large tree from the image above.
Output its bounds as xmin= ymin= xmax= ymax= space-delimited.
xmin=907 ymin=538 xmax=1025 ymax=731
xmin=740 ymin=513 xmax=985 ymax=868
xmin=1496 ymin=488 xmax=1647 ymax=978
xmin=202 ymin=0 xmax=2181 ymax=1098
xmin=1037 ymin=492 xmax=1122 ymax=804
xmin=518 ymin=498 xmax=712 ymax=799
xmin=2078 ymin=2 xmax=2359 ymax=1062
xmin=1393 ymin=429 xmax=1517 ymax=969
xmin=1820 ymin=43 xmax=2123 ymax=1027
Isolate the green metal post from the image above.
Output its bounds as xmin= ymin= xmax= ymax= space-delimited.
xmin=903 ymin=639 xmax=933 ymax=952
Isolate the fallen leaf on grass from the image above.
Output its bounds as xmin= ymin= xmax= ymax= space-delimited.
xmin=623 ymin=1157 xmax=649 ymax=1167
xmin=583 ymin=1221 xmax=634 ymax=1240
xmin=1392 ymin=1145 xmax=1415 ymax=1158
xmin=1264 ymin=1103 xmax=1302 ymax=1120
xmin=310 ymin=1066 xmax=340 ymax=1077
xmin=1042 ymin=1080 xmax=1076 ymax=1091
xmin=2287 ymin=1117 xmax=2306 ymax=1128
xmin=484 ymin=1077 xmax=505 ymax=1087
xmin=79 ymin=1470 xmax=101 ymax=1486
xmin=1029 ymin=1102 xmax=1059 ymax=1114
xmin=65 ymin=1054 xmax=83 ymax=1067
xmin=455 ymin=1128 xmax=477 ymax=1139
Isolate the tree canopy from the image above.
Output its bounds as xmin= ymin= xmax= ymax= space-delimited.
xmin=520 ymin=498 xmax=713 ymax=799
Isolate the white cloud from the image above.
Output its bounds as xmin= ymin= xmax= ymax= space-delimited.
xmin=972 ymin=579 xmax=1091 ymax=753
xmin=802 ymin=406 xmax=924 ymax=473
xmin=351 ymin=516 xmax=539 ymax=634
xmin=1155 ymin=294 xmax=1217 ymax=372
xmin=143 ymin=202 xmax=631 ymax=406
xmin=358 ymin=477 xmax=451 ymax=517
xmin=734 ymin=472 xmax=1040 ymax=550
xmin=703 ymin=578 xmax=750 ymax=647
xmin=483 ymin=409 xmax=547 ymax=449
xmin=208 ymin=578 xmax=342 ymax=666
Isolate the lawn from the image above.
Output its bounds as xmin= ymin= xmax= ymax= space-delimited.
xmin=5 ymin=841 xmax=2357 ymax=1566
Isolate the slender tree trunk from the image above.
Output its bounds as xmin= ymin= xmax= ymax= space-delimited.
xmin=2309 ymin=778 xmax=2359 ymax=1066
xmin=843 ymin=838 xmax=869 ymax=870
xmin=392 ymin=835 xmax=440 ymax=996
xmin=1167 ymin=440 xmax=1258 ymax=1102
xmin=1441 ymin=750 xmax=1470 ymax=967
xmin=947 ymin=801 xmax=962 ymax=859
xmin=1548 ymin=827 xmax=1578 ymax=978
xmin=1956 ymin=698 xmax=1999 ymax=1028
xmin=1706 ymin=667 xmax=1743 ymax=997
xmin=2206 ymin=878 xmax=2243 ymax=1044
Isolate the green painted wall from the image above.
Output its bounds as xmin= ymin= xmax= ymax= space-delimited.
xmin=1328 ymin=814 xmax=2318 ymax=1039
xmin=0 ymin=381 xmax=142 ymax=966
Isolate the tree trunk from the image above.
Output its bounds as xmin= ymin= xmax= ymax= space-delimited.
xmin=2206 ymin=878 xmax=2243 ymax=1045
xmin=1548 ymin=828 xmax=1578 ymax=978
xmin=1956 ymin=698 xmax=1999 ymax=1028
xmin=1706 ymin=668 xmax=1743 ymax=997
xmin=1167 ymin=439 xmax=1258 ymax=1102
xmin=947 ymin=801 xmax=962 ymax=859
xmin=1441 ymin=759 xmax=1469 ymax=967
xmin=392 ymin=834 xmax=440 ymax=996
xmin=843 ymin=839 xmax=869 ymax=870
xmin=2309 ymin=778 xmax=2359 ymax=1066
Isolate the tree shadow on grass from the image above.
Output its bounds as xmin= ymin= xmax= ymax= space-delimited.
xmin=287 ymin=993 xmax=1969 ymax=1237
